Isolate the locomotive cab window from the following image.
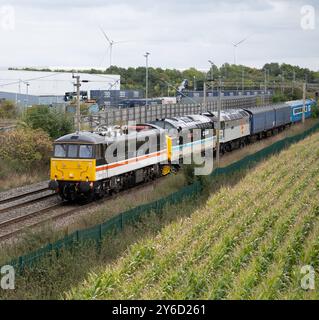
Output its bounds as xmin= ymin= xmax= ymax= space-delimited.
xmin=79 ymin=145 xmax=94 ymax=159
xmin=68 ymin=144 xmax=78 ymax=158
xmin=54 ymin=144 xmax=67 ymax=158
xmin=293 ymin=107 xmax=303 ymax=115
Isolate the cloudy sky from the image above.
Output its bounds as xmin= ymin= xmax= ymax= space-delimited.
xmin=0 ymin=0 xmax=318 ymax=71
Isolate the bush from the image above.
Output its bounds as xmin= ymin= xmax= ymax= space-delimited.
xmin=0 ymin=128 xmax=52 ymax=172
xmin=182 ymin=164 xmax=210 ymax=189
xmin=0 ymin=100 xmax=17 ymax=119
xmin=80 ymin=103 xmax=89 ymax=116
xmin=312 ymin=102 xmax=319 ymax=118
xmin=24 ymin=106 xmax=73 ymax=139
xmin=272 ymin=92 xmax=287 ymax=103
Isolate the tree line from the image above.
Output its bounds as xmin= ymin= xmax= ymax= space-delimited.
xmin=10 ymin=62 xmax=319 ymax=99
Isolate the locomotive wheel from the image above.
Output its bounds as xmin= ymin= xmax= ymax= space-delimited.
xmin=62 ymin=184 xmax=77 ymax=202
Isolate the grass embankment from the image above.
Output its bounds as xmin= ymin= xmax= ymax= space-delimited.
xmin=66 ymin=131 xmax=319 ymax=300
xmin=0 ymin=164 xmax=48 ymax=192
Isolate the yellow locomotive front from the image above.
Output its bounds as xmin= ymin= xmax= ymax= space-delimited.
xmin=49 ymin=132 xmax=103 ymax=201
xmin=50 ymin=152 xmax=96 ymax=182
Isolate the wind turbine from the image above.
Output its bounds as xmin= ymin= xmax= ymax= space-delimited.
xmin=99 ymin=27 xmax=129 ymax=68
xmin=232 ymin=36 xmax=250 ymax=65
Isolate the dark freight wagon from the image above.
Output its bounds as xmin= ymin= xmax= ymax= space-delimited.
xmin=274 ymin=104 xmax=291 ymax=127
xmin=244 ymin=106 xmax=276 ymax=135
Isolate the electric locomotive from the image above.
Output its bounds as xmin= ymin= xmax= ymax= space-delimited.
xmin=49 ymin=124 xmax=168 ymax=201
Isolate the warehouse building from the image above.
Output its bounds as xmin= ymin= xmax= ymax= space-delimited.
xmin=0 ymin=68 xmax=121 ymax=107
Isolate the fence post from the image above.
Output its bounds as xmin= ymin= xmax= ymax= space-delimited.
xmin=99 ymin=224 xmax=103 ymax=241
xmin=94 ymin=224 xmax=102 ymax=254
xmin=18 ymin=256 xmax=23 ymax=272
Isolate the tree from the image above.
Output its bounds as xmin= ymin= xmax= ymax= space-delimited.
xmin=24 ymin=106 xmax=73 ymax=139
xmin=0 ymin=127 xmax=52 ymax=172
xmin=0 ymin=100 xmax=17 ymax=119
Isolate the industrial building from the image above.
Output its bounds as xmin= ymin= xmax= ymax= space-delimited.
xmin=0 ymin=68 xmax=121 ymax=107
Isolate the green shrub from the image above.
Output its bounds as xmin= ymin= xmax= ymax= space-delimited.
xmin=80 ymin=103 xmax=89 ymax=116
xmin=0 ymin=128 xmax=52 ymax=172
xmin=24 ymin=106 xmax=73 ymax=139
xmin=183 ymin=164 xmax=210 ymax=189
xmin=312 ymin=102 xmax=319 ymax=118
xmin=272 ymin=92 xmax=287 ymax=103
xmin=0 ymin=100 xmax=17 ymax=119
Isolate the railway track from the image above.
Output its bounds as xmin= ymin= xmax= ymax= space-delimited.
xmin=0 ymin=188 xmax=52 ymax=206
xmin=0 ymin=203 xmax=62 ymax=229
xmin=0 ymin=177 xmax=164 ymax=242
xmin=0 ymin=193 xmax=58 ymax=214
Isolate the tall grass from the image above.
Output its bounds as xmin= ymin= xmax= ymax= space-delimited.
xmin=66 ymin=132 xmax=319 ymax=300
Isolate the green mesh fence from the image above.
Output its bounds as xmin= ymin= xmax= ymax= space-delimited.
xmin=5 ymin=122 xmax=319 ymax=272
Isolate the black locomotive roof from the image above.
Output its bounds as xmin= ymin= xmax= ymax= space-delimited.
xmin=54 ymin=132 xmax=106 ymax=144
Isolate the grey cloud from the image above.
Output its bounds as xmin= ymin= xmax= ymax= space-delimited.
xmin=0 ymin=0 xmax=318 ymax=70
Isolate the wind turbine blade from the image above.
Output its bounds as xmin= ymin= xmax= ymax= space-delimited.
xmin=113 ymin=40 xmax=132 ymax=45
xmin=99 ymin=27 xmax=112 ymax=45
xmin=234 ymin=38 xmax=248 ymax=46
xmin=234 ymin=34 xmax=254 ymax=46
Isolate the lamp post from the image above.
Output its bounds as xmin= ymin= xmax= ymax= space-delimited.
xmin=208 ymin=60 xmax=215 ymax=93
xmin=302 ymin=82 xmax=306 ymax=124
xmin=144 ymin=52 xmax=150 ymax=107
xmin=242 ymin=68 xmax=245 ymax=92
xmin=26 ymin=82 xmax=30 ymax=109
xmin=264 ymin=69 xmax=267 ymax=105
xmin=216 ymin=76 xmax=222 ymax=168
xmin=73 ymin=75 xmax=81 ymax=132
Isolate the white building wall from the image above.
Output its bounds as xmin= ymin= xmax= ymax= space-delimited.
xmin=0 ymin=69 xmax=120 ymax=98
